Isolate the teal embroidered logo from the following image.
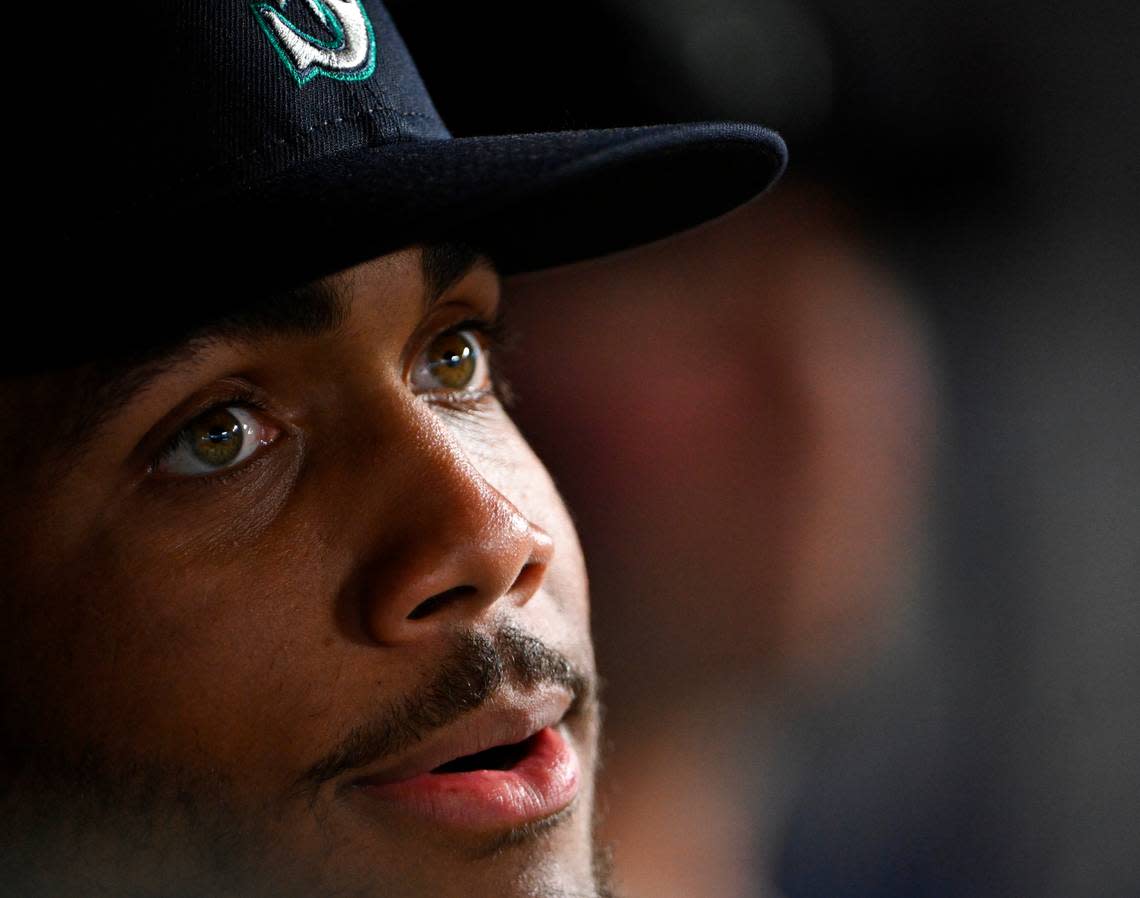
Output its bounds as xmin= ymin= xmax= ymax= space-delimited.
xmin=252 ymin=0 xmax=376 ymax=86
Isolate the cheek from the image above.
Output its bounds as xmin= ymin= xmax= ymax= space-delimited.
xmin=1 ymin=488 xmax=340 ymax=793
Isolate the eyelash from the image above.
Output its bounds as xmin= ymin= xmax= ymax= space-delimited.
xmin=445 ymin=314 xmax=512 ymax=353
xmin=147 ymin=313 xmax=515 ymax=476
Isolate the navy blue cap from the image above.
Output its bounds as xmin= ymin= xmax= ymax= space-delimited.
xmin=18 ymin=1 xmax=786 ymax=372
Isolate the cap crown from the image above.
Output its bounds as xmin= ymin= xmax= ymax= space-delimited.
xmin=64 ymin=1 xmax=448 ymax=217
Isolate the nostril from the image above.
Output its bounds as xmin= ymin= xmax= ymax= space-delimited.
xmin=406 ymin=585 xmax=478 ymax=621
xmin=511 ymin=562 xmax=546 ymax=603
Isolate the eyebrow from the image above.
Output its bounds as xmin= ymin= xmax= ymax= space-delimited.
xmin=59 ymin=243 xmax=492 ymax=455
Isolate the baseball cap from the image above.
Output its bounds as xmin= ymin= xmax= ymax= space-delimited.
xmin=14 ymin=1 xmax=786 ymax=373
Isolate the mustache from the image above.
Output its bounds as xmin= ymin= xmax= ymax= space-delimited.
xmin=296 ymin=625 xmax=592 ymax=794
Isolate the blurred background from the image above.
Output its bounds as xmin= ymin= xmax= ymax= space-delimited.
xmin=389 ymin=2 xmax=1139 ymax=896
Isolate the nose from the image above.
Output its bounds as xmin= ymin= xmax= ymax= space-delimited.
xmin=356 ymin=420 xmax=555 ymax=646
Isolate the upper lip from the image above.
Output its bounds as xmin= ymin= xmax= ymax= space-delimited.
xmin=348 ymin=685 xmax=573 ymax=788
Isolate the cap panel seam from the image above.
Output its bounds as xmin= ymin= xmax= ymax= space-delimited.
xmin=135 ymin=105 xmax=434 ymax=204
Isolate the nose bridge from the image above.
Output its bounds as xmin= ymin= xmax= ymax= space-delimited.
xmin=357 ymin=403 xmax=554 ymax=646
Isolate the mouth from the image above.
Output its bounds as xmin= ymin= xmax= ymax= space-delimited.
xmin=350 ymin=693 xmax=581 ymax=832
xmin=429 ymin=732 xmax=539 ymax=774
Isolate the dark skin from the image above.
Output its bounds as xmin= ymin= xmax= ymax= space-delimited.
xmin=0 ymin=246 xmax=603 ymax=897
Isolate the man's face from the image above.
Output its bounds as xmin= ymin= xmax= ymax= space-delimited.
xmin=0 ymin=247 xmax=602 ymax=898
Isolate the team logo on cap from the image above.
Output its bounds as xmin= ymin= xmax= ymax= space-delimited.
xmin=252 ymin=0 xmax=376 ymax=86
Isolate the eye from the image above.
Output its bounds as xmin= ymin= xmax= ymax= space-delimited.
xmin=152 ymin=406 xmax=281 ymax=477
xmin=410 ymin=328 xmax=491 ymax=395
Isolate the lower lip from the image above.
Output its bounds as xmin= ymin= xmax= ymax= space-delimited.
xmin=354 ymin=727 xmax=581 ymax=831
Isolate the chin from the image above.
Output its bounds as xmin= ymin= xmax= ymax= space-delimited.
xmin=282 ymin=787 xmax=601 ymax=898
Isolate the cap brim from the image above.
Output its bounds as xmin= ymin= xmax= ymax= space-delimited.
xmin=223 ymin=120 xmax=787 ymax=284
